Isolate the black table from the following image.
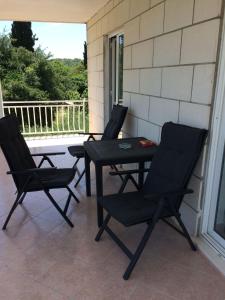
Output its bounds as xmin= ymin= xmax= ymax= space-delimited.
xmin=84 ymin=137 xmax=157 ymax=227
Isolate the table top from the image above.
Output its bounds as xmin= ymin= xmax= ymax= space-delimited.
xmin=84 ymin=137 xmax=157 ymax=165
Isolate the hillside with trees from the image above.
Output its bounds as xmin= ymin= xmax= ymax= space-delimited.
xmin=0 ymin=22 xmax=87 ymax=102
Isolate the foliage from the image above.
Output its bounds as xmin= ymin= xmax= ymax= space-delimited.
xmin=51 ymin=58 xmax=82 ymax=67
xmin=11 ymin=21 xmax=37 ymax=52
xmin=0 ymin=32 xmax=87 ymax=101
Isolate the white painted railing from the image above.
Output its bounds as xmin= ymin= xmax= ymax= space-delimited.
xmin=3 ymin=100 xmax=88 ymax=136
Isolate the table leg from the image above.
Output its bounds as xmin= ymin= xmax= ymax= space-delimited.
xmin=95 ymin=165 xmax=103 ymax=227
xmin=85 ymin=151 xmax=91 ymax=197
xmin=138 ymin=161 xmax=145 ymax=188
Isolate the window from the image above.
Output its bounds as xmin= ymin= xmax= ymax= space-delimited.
xmin=109 ymin=33 xmax=124 ymax=106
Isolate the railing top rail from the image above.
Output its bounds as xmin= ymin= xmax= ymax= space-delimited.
xmin=3 ymin=99 xmax=88 ymax=105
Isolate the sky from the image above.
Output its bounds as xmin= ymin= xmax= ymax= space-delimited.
xmin=0 ymin=21 xmax=86 ymax=59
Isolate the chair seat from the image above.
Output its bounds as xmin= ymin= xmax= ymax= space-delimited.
xmin=25 ymin=168 xmax=75 ymax=192
xmin=98 ymin=192 xmax=171 ymax=227
xmin=68 ymin=145 xmax=85 ymax=158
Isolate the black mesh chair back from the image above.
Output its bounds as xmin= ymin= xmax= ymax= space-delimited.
xmin=0 ymin=114 xmax=79 ymax=230
xmin=143 ymin=122 xmax=207 ymax=209
xmin=101 ymin=105 xmax=128 ymax=140
xmin=0 ymin=115 xmax=36 ymax=190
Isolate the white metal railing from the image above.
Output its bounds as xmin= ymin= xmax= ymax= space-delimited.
xmin=3 ymin=100 xmax=88 ymax=136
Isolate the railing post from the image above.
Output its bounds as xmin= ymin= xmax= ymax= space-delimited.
xmin=0 ymin=81 xmax=4 ymax=118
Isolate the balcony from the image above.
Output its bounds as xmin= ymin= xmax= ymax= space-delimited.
xmin=3 ymin=99 xmax=88 ymax=137
xmin=0 ymin=142 xmax=225 ymax=299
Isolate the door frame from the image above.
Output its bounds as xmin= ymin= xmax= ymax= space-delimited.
xmin=201 ymin=9 xmax=225 ymax=254
xmin=103 ymin=29 xmax=124 ymax=125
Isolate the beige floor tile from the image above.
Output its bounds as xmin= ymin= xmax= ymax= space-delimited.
xmin=0 ymin=144 xmax=224 ymax=300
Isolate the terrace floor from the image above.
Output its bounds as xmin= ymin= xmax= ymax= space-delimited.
xmin=0 ymin=141 xmax=225 ymax=299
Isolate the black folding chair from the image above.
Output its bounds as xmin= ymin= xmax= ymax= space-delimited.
xmin=95 ymin=122 xmax=207 ymax=280
xmin=0 ymin=115 xmax=79 ymax=230
xmin=68 ymin=104 xmax=128 ymax=187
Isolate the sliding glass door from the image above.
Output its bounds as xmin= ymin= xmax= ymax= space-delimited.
xmin=205 ymin=86 xmax=225 ymax=253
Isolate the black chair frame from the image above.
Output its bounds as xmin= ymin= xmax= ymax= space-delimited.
xmin=0 ymin=115 xmax=79 ymax=230
xmin=94 ymin=122 xmax=207 ymax=280
xmin=95 ymin=168 xmax=195 ymax=280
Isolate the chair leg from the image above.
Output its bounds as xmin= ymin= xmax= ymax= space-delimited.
xmin=95 ymin=214 xmax=111 ymax=241
xmin=118 ymin=174 xmax=139 ymax=194
xmin=111 ymin=165 xmax=124 ymax=182
xmin=118 ymin=175 xmax=130 ymax=193
xmin=74 ymin=170 xmax=85 ymax=188
xmin=123 ymin=200 xmax=165 ymax=280
xmin=175 ymin=213 xmax=197 ymax=251
xmin=64 ymin=194 xmax=72 ymax=215
xmin=128 ymin=175 xmax=139 ymax=190
xmin=73 ymin=158 xmax=80 ymax=174
xmin=2 ymin=192 xmax=22 ymax=230
xmin=123 ymin=221 xmax=157 ymax=280
xmin=18 ymin=192 xmax=27 ymax=204
xmin=66 ymin=186 xmax=80 ymax=203
xmin=44 ymin=190 xmax=74 ymax=228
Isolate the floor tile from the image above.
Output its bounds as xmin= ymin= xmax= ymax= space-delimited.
xmin=0 ymin=144 xmax=224 ymax=299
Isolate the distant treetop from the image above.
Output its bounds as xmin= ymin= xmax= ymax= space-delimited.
xmin=11 ymin=21 xmax=37 ymax=52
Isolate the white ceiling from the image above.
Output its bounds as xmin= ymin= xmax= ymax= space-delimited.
xmin=0 ymin=0 xmax=109 ymax=23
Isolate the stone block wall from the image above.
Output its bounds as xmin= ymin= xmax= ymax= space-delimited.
xmin=87 ymin=0 xmax=223 ymax=235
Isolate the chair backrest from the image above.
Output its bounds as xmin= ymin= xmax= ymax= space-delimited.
xmin=101 ymin=105 xmax=128 ymax=140
xmin=0 ymin=115 xmax=36 ymax=189
xmin=143 ymin=122 xmax=207 ymax=209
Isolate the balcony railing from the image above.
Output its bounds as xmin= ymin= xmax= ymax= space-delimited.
xmin=3 ymin=99 xmax=88 ymax=136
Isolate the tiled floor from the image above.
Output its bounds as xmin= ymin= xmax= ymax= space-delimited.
xmin=0 ymin=143 xmax=225 ymax=300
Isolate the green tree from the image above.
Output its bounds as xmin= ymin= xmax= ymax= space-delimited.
xmin=11 ymin=21 xmax=37 ymax=52
xmin=0 ymin=31 xmax=87 ymax=101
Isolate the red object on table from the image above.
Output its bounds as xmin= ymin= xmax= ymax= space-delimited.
xmin=138 ymin=140 xmax=156 ymax=148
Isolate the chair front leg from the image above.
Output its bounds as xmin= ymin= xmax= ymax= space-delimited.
xmin=44 ymin=190 xmax=74 ymax=228
xmin=123 ymin=200 xmax=164 ymax=280
xmin=2 ymin=191 xmax=23 ymax=230
xmin=123 ymin=220 xmax=157 ymax=280
xmin=95 ymin=214 xmax=111 ymax=241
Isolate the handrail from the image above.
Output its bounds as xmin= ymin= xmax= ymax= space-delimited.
xmin=3 ymin=99 xmax=88 ymax=136
xmin=3 ymin=100 xmax=88 ymax=104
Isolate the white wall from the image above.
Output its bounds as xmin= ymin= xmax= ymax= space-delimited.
xmin=87 ymin=0 xmax=223 ymax=235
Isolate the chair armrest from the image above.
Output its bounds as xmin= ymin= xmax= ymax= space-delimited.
xmin=31 ymin=152 xmax=65 ymax=157
xmin=7 ymin=167 xmax=57 ymax=175
xmin=144 ymin=188 xmax=193 ymax=200
xmin=110 ymin=168 xmax=151 ymax=176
